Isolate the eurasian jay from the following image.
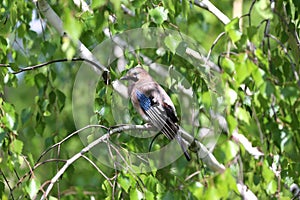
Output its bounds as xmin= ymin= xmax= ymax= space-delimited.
xmin=121 ymin=66 xmax=191 ymax=161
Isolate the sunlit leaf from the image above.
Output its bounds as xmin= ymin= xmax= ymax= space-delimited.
xmin=149 ymin=7 xmax=168 ymax=25
xmin=221 ymin=57 xmax=235 ymax=74
xmin=266 ymin=180 xmax=277 ymax=195
xmin=63 ymin=9 xmax=82 ymax=41
xmin=25 ymin=179 xmax=41 ymax=199
xmin=10 ymin=139 xmax=23 ymax=154
xmin=235 ymin=107 xmax=251 ymax=124
xmin=118 ymin=176 xmax=130 ymax=193
xmin=225 ymin=86 xmax=237 ymax=105
xmin=164 ymin=34 xmax=181 ymax=54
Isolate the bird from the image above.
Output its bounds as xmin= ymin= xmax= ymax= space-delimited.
xmin=121 ymin=66 xmax=191 ymax=161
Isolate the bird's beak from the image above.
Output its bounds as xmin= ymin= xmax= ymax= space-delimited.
xmin=120 ymin=75 xmax=129 ymax=80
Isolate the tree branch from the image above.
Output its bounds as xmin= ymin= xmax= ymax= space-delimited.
xmin=10 ymin=58 xmax=104 ymax=74
xmin=193 ymin=0 xmax=231 ymax=25
xmin=39 ymin=123 xmax=224 ymax=199
xmin=1 ymin=170 xmax=15 ymax=200
xmin=35 ymin=0 xmax=108 ymax=73
xmin=179 ymin=127 xmax=225 ymax=172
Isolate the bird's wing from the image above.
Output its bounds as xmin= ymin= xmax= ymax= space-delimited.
xmin=135 ymin=84 xmax=191 ymax=161
xmin=135 ymin=89 xmax=177 ymax=140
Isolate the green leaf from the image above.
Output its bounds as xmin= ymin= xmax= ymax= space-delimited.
xmin=130 ymin=187 xmax=143 ymax=200
xmin=43 ymin=110 xmax=51 ymax=117
xmin=221 ymin=57 xmax=235 ymax=74
xmin=21 ymin=107 xmax=32 ymax=124
xmin=227 ymin=29 xmax=242 ymax=43
xmin=252 ymin=67 xmax=265 ymax=88
xmin=182 ymin=0 xmax=190 ymax=19
xmin=163 ymin=0 xmax=175 ymax=14
xmin=0 ymin=181 xmax=4 ymax=196
xmin=91 ymin=0 xmax=106 ymax=9
xmin=118 ymin=176 xmax=130 ymax=192
xmin=266 ymin=180 xmax=277 ymax=195
xmin=42 ymin=41 xmax=57 ymax=57
xmin=235 ymin=57 xmax=255 ymax=84
xmin=255 ymin=0 xmax=273 ymax=19
xmin=204 ymin=186 xmax=221 ymax=200
xmin=281 ymin=86 xmax=299 ymax=99
xmin=227 ymin=115 xmax=238 ymax=134
xmin=225 ymin=18 xmax=242 ymax=43
xmin=262 ymin=160 xmax=275 ymax=182
xmin=164 ymin=34 xmax=181 ymax=54
xmin=56 ymin=89 xmax=66 ymax=111
xmin=25 ymin=178 xmax=41 ymax=199
xmin=162 ymin=191 xmax=174 ymax=200
xmin=201 ymin=91 xmax=212 ymax=109
xmin=0 ymin=127 xmax=6 ymax=144
xmin=235 ymin=107 xmax=250 ymax=124
xmin=2 ymin=102 xmax=17 ymax=130
xmin=145 ymin=190 xmax=154 ymax=200
xmin=225 ymin=86 xmax=237 ymax=105
xmin=225 ymin=18 xmax=240 ymax=32
xmin=132 ymin=0 xmax=147 ymax=8
xmin=49 ymin=91 xmax=56 ymax=105
xmin=222 ymin=140 xmax=239 ymax=162
xmin=49 ymin=196 xmax=58 ymax=200
xmin=34 ymin=73 xmax=47 ymax=89
xmin=63 ymin=9 xmax=82 ymax=41
xmin=149 ymin=7 xmax=168 ymax=25
xmin=10 ymin=139 xmax=23 ymax=154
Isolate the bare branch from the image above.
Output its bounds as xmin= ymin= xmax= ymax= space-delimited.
xmin=184 ymin=171 xmax=201 ymax=182
xmin=237 ymin=182 xmax=258 ymax=200
xmin=39 ymin=123 xmax=224 ymax=199
xmin=231 ymin=130 xmax=264 ymax=159
xmin=36 ymin=125 xmax=108 ymax=164
xmin=205 ymin=32 xmax=226 ymax=68
xmin=9 ymin=58 xmax=104 ymax=74
xmin=121 ymin=4 xmax=135 ymax=16
xmin=35 ymin=0 xmax=108 ymax=73
xmin=40 ymin=124 xmax=151 ymax=199
xmin=193 ymin=0 xmax=230 ymax=25
xmin=179 ymin=127 xmax=225 ymax=173
xmin=1 ymin=170 xmax=15 ymax=200
xmin=81 ymin=155 xmax=114 ymax=187
xmin=13 ymin=159 xmax=67 ymax=190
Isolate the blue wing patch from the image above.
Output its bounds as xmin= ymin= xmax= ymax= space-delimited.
xmin=136 ymin=90 xmax=151 ymax=111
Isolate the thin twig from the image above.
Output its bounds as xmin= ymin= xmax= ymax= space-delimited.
xmin=36 ymin=125 xmax=108 ymax=164
xmin=1 ymin=170 xmax=15 ymax=200
xmin=9 ymin=58 xmax=104 ymax=74
xmin=240 ymin=0 xmax=257 ymax=27
xmin=13 ymin=159 xmax=67 ymax=190
xmin=205 ymin=32 xmax=226 ymax=68
xmin=81 ymin=155 xmax=114 ymax=187
xmin=40 ymin=124 xmax=151 ymax=200
xmin=22 ymin=155 xmax=35 ymax=179
xmin=184 ymin=171 xmax=201 ymax=182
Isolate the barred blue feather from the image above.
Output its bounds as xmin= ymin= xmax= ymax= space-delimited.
xmin=136 ymin=90 xmax=151 ymax=111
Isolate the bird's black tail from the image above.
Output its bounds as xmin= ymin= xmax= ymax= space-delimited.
xmin=145 ymin=106 xmax=191 ymax=161
xmin=176 ymin=134 xmax=191 ymax=161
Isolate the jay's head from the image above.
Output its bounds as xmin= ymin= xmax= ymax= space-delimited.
xmin=120 ymin=66 xmax=150 ymax=82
